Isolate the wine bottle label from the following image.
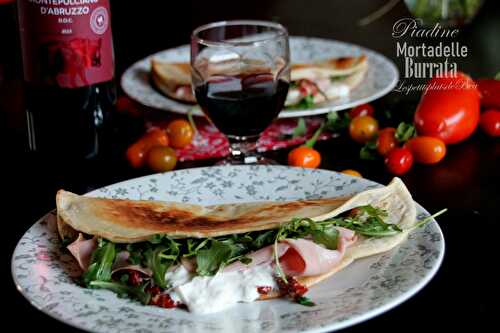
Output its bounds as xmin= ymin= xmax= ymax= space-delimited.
xmin=18 ymin=0 xmax=114 ymax=88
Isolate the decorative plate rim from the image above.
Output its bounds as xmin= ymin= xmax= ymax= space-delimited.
xmin=11 ymin=166 xmax=444 ymax=333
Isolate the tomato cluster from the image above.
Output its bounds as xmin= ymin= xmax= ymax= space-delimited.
xmin=347 ymin=104 xmax=447 ymax=175
xmin=126 ymin=119 xmax=194 ymax=172
xmin=343 ymin=71 xmax=498 ymax=175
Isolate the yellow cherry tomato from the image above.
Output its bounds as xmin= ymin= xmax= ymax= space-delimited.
xmin=166 ymin=119 xmax=194 ymax=149
xmin=349 ymin=115 xmax=379 ymax=144
xmin=340 ymin=169 xmax=363 ymax=178
xmin=146 ymin=146 xmax=177 ymax=172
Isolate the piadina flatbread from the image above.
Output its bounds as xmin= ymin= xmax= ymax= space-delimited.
xmin=57 ymin=177 xmax=418 ymax=310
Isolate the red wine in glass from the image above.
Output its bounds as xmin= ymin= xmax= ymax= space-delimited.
xmin=195 ymin=72 xmax=289 ymax=138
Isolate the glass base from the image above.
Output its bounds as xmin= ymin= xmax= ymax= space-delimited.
xmin=215 ymin=154 xmax=277 ymax=165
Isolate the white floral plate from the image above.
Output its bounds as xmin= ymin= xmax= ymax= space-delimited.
xmin=121 ymin=36 xmax=399 ymax=118
xmin=12 ymin=166 xmax=443 ymax=333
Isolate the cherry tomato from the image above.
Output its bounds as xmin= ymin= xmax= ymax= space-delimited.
xmin=405 ymin=136 xmax=446 ymax=164
xmin=376 ymin=127 xmax=397 ymax=156
xmin=115 ymin=96 xmax=141 ymax=117
xmin=147 ymin=146 xmax=177 ymax=172
xmin=126 ymin=128 xmax=169 ymax=168
xmin=349 ymin=103 xmax=374 ymax=118
xmin=479 ymin=109 xmax=500 ymax=137
xmin=477 ymin=79 xmax=500 ymax=109
xmin=166 ymin=119 xmax=194 ymax=149
xmin=414 ymin=72 xmax=480 ymax=144
xmin=349 ymin=115 xmax=379 ymax=144
xmin=340 ymin=169 xmax=362 ymax=178
xmin=384 ymin=147 xmax=413 ymax=175
xmin=288 ymin=146 xmax=321 ymax=168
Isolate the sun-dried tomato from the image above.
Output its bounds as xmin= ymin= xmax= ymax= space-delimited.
xmin=257 ymin=286 xmax=273 ymax=295
xmin=277 ymin=276 xmax=308 ymax=299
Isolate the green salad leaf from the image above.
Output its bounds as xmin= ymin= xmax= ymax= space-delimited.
xmin=144 ymin=238 xmax=179 ymax=288
xmin=90 ymin=281 xmax=151 ymax=305
xmin=82 ymin=239 xmax=116 ymax=287
xmin=196 ymin=239 xmax=234 ymax=276
xmin=294 ymin=95 xmax=315 ymax=109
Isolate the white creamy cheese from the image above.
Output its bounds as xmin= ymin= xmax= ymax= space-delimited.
xmin=165 ymin=265 xmax=193 ymax=289
xmin=285 ymin=88 xmax=303 ymax=106
xmin=325 ymin=83 xmax=350 ymax=98
xmin=171 ymin=265 xmax=277 ymax=315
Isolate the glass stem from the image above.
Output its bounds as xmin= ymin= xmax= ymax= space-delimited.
xmin=228 ymin=136 xmax=259 ymax=163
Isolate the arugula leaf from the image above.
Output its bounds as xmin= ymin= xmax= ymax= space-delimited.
xmin=148 ymin=234 xmax=164 ymax=244
xmin=82 ymin=239 xmax=116 ymax=286
xmin=296 ymin=296 xmax=316 ymax=306
xmin=126 ymin=243 xmax=143 ymax=265
xmin=252 ymin=230 xmax=276 ymax=249
xmin=238 ymin=256 xmax=253 ymax=265
xmin=90 ymin=281 xmax=151 ymax=305
xmin=411 ymin=208 xmax=447 ymax=230
xmin=292 ymin=118 xmax=307 ymax=138
xmin=294 ymin=95 xmax=315 ymax=109
xmin=311 ymin=225 xmax=339 ymax=250
xmin=495 ymin=72 xmax=500 ymax=80
xmin=325 ymin=111 xmax=351 ymax=132
xmin=395 ymin=122 xmax=416 ymax=143
xmin=196 ymin=239 xmax=233 ymax=276
xmin=144 ymin=238 xmax=179 ymax=288
xmin=358 ymin=205 xmax=388 ymax=218
xmin=329 ymin=75 xmax=349 ymax=82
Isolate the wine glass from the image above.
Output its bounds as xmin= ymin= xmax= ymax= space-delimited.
xmin=191 ymin=20 xmax=290 ymax=164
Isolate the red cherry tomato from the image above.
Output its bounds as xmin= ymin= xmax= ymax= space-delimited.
xmin=477 ymin=79 xmax=500 ymax=109
xmin=384 ymin=147 xmax=413 ymax=175
xmin=414 ymin=72 xmax=480 ymax=144
xmin=288 ymin=146 xmax=321 ymax=168
xmin=479 ymin=110 xmax=500 ymax=137
xmin=349 ymin=103 xmax=374 ymax=118
xmin=376 ymin=127 xmax=397 ymax=156
xmin=405 ymin=136 xmax=447 ymax=164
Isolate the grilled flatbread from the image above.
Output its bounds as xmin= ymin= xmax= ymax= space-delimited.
xmin=150 ymin=60 xmax=196 ymax=103
xmin=150 ymin=55 xmax=368 ymax=107
xmin=56 ymin=191 xmax=349 ymax=242
xmin=58 ymin=177 xmax=418 ymax=310
xmin=285 ymin=55 xmax=368 ymax=106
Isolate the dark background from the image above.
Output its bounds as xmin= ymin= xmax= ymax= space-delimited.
xmin=2 ymin=0 xmax=499 ymax=332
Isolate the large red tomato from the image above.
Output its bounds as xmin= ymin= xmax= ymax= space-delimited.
xmin=414 ymin=72 xmax=480 ymax=144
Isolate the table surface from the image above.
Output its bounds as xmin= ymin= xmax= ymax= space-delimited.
xmin=2 ymin=0 xmax=497 ymax=332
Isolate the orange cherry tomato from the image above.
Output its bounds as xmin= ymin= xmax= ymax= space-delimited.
xmin=288 ymin=146 xmax=321 ymax=168
xmin=340 ymin=169 xmax=362 ymax=178
xmin=376 ymin=127 xmax=397 ymax=156
xmin=126 ymin=128 xmax=169 ymax=168
xmin=384 ymin=147 xmax=413 ymax=175
xmin=479 ymin=109 xmax=500 ymax=137
xmin=349 ymin=103 xmax=374 ymax=119
xmin=147 ymin=146 xmax=177 ymax=172
xmin=166 ymin=119 xmax=194 ymax=149
xmin=414 ymin=72 xmax=480 ymax=144
xmin=349 ymin=115 xmax=379 ymax=144
xmin=405 ymin=136 xmax=447 ymax=165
